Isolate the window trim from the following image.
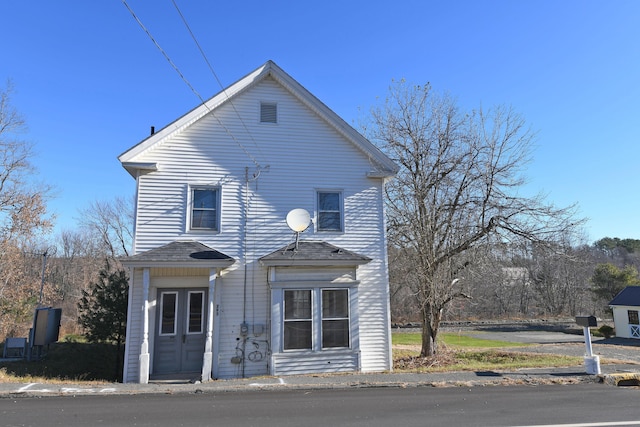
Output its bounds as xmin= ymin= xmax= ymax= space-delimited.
xmin=187 ymin=185 xmax=221 ymax=232
xmin=316 ymin=190 xmax=344 ymax=233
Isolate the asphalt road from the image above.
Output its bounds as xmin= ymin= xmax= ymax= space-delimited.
xmin=1 ymin=384 xmax=639 ymax=427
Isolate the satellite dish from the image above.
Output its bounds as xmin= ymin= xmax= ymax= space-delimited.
xmin=286 ymin=208 xmax=311 ymax=233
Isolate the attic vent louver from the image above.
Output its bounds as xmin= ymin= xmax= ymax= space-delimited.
xmin=260 ymin=102 xmax=277 ymax=123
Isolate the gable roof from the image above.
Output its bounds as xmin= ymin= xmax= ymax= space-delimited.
xmin=609 ymin=286 xmax=640 ymax=306
xmin=259 ymin=240 xmax=371 ymax=267
xmin=118 ymin=60 xmax=398 ymax=178
xmin=121 ymin=240 xmax=235 ymax=268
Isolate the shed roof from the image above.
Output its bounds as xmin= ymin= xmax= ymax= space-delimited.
xmin=609 ymin=286 xmax=640 ymax=307
xmin=121 ymin=240 xmax=235 ymax=268
xmin=259 ymin=240 xmax=371 ymax=267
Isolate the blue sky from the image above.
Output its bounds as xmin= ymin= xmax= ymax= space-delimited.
xmin=1 ymin=1 xmax=638 ymax=243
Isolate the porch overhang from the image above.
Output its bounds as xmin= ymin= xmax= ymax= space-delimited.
xmin=259 ymin=240 xmax=371 ymax=267
xmin=121 ymin=240 xmax=235 ymax=269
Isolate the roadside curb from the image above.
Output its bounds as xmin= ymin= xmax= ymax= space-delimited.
xmin=600 ymin=372 xmax=640 ymax=387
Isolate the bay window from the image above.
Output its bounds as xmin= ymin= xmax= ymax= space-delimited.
xmin=283 ymin=288 xmax=350 ymax=351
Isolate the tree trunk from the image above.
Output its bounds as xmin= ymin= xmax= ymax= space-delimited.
xmin=420 ymin=304 xmax=443 ymax=357
xmin=420 ymin=303 xmax=441 ymax=357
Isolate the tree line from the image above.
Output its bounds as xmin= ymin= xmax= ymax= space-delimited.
xmin=389 ymin=237 xmax=640 ymax=324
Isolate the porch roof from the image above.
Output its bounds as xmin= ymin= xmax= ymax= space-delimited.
xmin=121 ymin=240 xmax=235 ymax=268
xmin=259 ymin=240 xmax=371 ymax=267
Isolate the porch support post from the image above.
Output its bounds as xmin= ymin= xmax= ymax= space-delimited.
xmin=202 ymin=268 xmax=217 ymax=382
xmin=139 ymin=267 xmax=150 ymax=384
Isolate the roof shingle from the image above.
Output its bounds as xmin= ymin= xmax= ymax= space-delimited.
xmin=609 ymin=286 xmax=640 ymax=306
xmin=259 ymin=240 xmax=371 ymax=267
xmin=122 ymin=241 xmax=235 ymax=268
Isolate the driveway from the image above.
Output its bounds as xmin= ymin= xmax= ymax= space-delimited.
xmin=459 ymin=328 xmax=640 ymax=364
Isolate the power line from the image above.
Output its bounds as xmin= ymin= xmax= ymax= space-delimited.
xmin=121 ymin=0 xmax=206 ymax=106
xmin=170 ymin=0 xmax=266 ymax=165
xmin=120 ymin=0 xmax=261 ymax=168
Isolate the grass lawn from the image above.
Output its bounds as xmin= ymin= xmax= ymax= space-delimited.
xmin=393 ymin=331 xmax=531 ymax=348
xmin=0 ymin=331 xmax=582 ymax=383
xmin=392 ymin=331 xmax=582 ymax=372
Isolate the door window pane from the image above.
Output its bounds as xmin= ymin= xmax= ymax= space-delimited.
xmin=187 ymin=291 xmax=204 ymax=334
xmin=160 ymin=292 xmax=177 ymax=335
xmin=629 ymin=310 xmax=639 ymax=325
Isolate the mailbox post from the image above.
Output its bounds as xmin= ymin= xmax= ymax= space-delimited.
xmin=575 ymin=316 xmax=600 ymax=375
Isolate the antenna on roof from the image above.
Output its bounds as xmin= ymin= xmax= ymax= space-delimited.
xmin=286 ymin=208 xmax=311 ymax=250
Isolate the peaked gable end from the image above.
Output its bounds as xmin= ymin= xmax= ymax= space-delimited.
xmin=118 ymin=61 xmax=397 ymax=178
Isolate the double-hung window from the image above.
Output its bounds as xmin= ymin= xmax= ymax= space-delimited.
xmin=283 ymin=288 xmax=350 ymax=351
xmin=317 ymin=191 xmax=343 ymax=232
xmin=283 ymin=290 xmax=312 ymax=350
xmin=190 ymin=187 xmax=220 ymax=231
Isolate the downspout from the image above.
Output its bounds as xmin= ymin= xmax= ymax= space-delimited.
xmin=241 ymin=167 xmax=249 ymax=378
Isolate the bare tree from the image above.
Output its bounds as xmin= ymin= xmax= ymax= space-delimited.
xmin=369 ymin=81 xmax=583 ymax=356
xmin=46 ymin=197 xmax=134 ymax=335
xmin=78 ymin=196 xmax=134 ymax=259
xmin=0 ymin=81 xmax=54 ymax=339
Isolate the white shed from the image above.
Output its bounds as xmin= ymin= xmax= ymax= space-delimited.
xmin=609 ymin=286 xmax=640 ymax=339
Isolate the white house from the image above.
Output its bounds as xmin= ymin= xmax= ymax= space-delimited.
xmin=609 ymin=286 xmax=640 ymax=339
xmin=118 ymin=61 xmax=398 ymax=383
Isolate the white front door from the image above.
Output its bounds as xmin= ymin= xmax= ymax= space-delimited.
xmin=154 ymin=288 xmax=207 ymax=375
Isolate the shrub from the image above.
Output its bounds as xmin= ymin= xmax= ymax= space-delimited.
xmin=597 ymin=325 xmax=615 ymax=339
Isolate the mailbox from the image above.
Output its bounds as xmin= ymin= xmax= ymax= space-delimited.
xmin=576 ymin=316 xmax=597 ymax=328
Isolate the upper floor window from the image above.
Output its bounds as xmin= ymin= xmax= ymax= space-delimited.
xmin=190 ymin=187 xmax=220 ymax=231
xmin=260 ymin=102 xmax=277 ymax=124
xmin=317 ymin=191 xmax=343 ymax=232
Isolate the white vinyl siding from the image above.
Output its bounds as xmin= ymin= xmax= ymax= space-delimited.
xmin=122 ymin=76 xmax=392 ymax=381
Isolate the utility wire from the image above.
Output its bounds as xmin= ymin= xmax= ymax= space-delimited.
xmin=170 ymin=0 xmax=266 ymax=165
xmin=121 ymin=0 xmax=261 ymax=168
xmin=121 ymin=0 xmax=205 ymax=106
